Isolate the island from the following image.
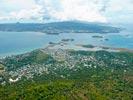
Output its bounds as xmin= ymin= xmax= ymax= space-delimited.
xmin=0 ymin=21 xmax=122 ymax=34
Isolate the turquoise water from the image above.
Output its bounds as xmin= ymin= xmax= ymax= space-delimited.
xmin=0 ymin=27 xmax=133 ymax=57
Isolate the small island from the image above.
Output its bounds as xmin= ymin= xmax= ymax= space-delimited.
xmin=61 ymin=39 xmax=74 ymax=42
xmin=92 ymin=35 xmax=104 ymax=38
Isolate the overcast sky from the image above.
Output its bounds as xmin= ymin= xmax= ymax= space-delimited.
xmin=0 ymin=0 xmax=133 ymax=23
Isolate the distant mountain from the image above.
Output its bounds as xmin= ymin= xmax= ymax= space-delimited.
xmin=0 ymin=21 xmax=121 ymax=33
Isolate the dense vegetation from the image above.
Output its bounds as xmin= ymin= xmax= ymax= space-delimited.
xmin=0 ymin=50 xmax=133 ymax=100
xmin=2 ymin=50 xmax=54 ymax=71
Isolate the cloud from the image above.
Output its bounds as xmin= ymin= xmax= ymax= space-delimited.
xmin=104 ymin=0 xmax=133 ymax=23
xmin=36 ymin=0 xmax=107 ymax=22
xmin=0 ymin=6 xmax=44 ymax=22
xmin=0 ymin=0 xmax=132 ymax=23
xmin=9 ymin=5 xmax=43 ymax=21
xmin=0 ymin=0 xmax=108 ymax=23
xmin=106 ymin=0 xmax=132 ymax=12
xmin=0 ymin=0 xmax=44 ymax=22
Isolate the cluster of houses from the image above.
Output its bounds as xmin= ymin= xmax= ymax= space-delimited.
xmin=0 ymin=47 xmax=128 ymax=85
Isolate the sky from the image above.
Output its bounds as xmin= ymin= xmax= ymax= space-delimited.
xmin=0 ymin=0 xmax=133 ymax=23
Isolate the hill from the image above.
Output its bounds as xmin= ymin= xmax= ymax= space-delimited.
xmin=0 ymin=48 xmax=133 ymax=100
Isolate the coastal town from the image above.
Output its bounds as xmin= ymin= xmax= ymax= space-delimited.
xmin=0 ymin=42 xmax=132 ymax=85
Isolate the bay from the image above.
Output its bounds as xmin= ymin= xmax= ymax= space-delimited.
xmin=0 ymin=25 xmax=133 ymax=57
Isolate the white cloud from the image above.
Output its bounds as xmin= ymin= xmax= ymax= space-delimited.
xmin=0 ymin=0 xmax=132 ymax=23
xmin=0 ymin=0 xmax=44 ymax=22
xmin=9 ymin=5 xmax=43 ymax=20
xmin=37 ymin=0 xmax=107 ymax=22
xmin=0 ymin=0 xmax=108 ymax=23
xmin=107 ymin=0 xmax=133 ymax=12
xmin=0 ymin=0 xmax=37 ymax=11
xmin=104 ymin=0 xmax=133 ymax=23
xmin=52 ymin=0 xmax=107 ymax=22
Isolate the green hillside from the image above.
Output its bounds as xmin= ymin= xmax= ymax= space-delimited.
xmin=0 ymin=49 xmax=133 ymax=100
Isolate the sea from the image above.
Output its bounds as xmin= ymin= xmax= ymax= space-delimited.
xmin=0 ymin=24 xmax=133 ymax=57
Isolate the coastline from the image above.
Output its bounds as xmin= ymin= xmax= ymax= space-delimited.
xmin=1 ymin=41 xmax=133 ymax=59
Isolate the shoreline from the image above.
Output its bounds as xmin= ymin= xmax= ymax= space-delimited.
xmin=1 ymin=42 xmax=133 ymax=59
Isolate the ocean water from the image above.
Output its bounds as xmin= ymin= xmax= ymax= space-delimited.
xmin=0 ymin=26 xmax=133 ymax=57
